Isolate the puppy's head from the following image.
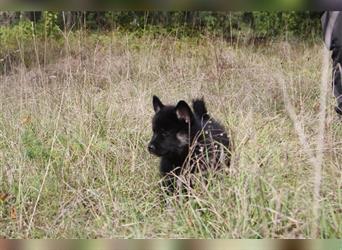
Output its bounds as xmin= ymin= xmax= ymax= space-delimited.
xmin=148 ymin=96 xmax=194 ymax=157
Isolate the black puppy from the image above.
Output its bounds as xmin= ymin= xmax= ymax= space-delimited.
xmin=148 ymin=95 xmax=230 ymax=194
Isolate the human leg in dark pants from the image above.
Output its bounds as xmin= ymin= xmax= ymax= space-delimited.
xmin=332 ymin=46 xmax=342 ymax=114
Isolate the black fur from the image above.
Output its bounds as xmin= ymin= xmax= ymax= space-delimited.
xmin=192 ymin=98 xmax=208 ymax=119
xmin=148 ymin=96 xmax=230 ymax=194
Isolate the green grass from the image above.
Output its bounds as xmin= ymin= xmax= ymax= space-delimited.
xmin=0 ymin=31 xmax=341 ymax=238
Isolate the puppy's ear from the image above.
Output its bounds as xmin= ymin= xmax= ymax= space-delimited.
xmin=153 ymin=95 xmax=164 ymax=112
xmin=176 ymin=100 xmax=194 ymax=123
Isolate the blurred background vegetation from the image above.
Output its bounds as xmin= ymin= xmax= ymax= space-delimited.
xmin=0 ymin=11 xmax=322 ymax=73
xmin=0 ymin=11 xmax=322 ymax=38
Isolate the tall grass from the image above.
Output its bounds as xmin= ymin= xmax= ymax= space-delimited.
xmin=0 ymin=30 xmax=341 ymax=238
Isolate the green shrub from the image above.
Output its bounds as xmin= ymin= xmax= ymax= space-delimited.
xmin=43 ymin=11 xmax=60 ymax=37
xmin=22 ymin=126 xmax=50 ymax=161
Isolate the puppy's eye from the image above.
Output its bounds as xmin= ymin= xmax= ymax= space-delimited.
xmin=161 ymin=130 xmax=169 ymax=137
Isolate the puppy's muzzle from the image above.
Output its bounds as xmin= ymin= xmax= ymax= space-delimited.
xmin=148 ymin=143 xmax=157 ymax=154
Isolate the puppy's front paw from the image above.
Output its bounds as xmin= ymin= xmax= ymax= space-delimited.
xmin=335 ymin=104 xmax=342 ymax=116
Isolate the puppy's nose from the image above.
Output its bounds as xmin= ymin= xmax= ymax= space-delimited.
xmin=148 ymin=144 xmax=156 ymax=153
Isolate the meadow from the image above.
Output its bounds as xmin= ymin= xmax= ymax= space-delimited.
xmin=0 ymin=31 xmax=341 ymax=238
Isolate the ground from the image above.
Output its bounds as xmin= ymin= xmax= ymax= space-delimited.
xmin=0 ymin=32 xmax=341 ymax=238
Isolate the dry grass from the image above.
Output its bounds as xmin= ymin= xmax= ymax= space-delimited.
xmin=0 ymin=31 xmax=341 ymax=238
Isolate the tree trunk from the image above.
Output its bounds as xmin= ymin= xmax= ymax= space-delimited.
xmin=0 ymin=11 xmax=20 ymax=26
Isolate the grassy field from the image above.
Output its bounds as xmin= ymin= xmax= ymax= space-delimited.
xmin=0 ymin=31 xmax=341 ymax=238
